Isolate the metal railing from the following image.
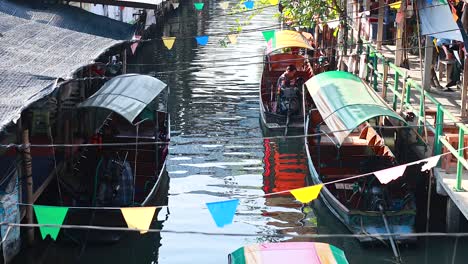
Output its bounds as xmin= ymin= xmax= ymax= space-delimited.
xmin=360 ymin=43 xmax=465 ymax=191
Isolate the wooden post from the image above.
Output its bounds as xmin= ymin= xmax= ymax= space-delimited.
xmin=395 ymin=0 xmax=406 ymax=66
xmin=399 ymin=71 xmax=408 ymax=113
xmin=376 ymin=0 xmax=384 ymax=49
xmin=22 ymin=128 xmax=34 ymax=244
xmin=423 ymin=36 xmax=434 ymax=92
xmin=382 ymin=62 xmax=388 ymax=99
xmin=461 ymin=57 xmax=468 ymax=117
xmin=446 ymin=198 xmax=461 ymax=232
xmin=122 ymin=48 xmax=127 ymax=74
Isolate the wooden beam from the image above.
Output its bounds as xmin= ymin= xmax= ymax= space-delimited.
xmin=395 ymin=0 xmax=406 ymax=66
xmin=22 ymin=128 xmax=34 ymax=244
xmin=376 ymin=0 xmax=384 ymax=49
xmin=422 ymin=35 xmax=433 ymax=92
xmin=69 ymin=0 xmax=162 ymax=9
xmin=461 ymin=57 xmax=468 ymax=117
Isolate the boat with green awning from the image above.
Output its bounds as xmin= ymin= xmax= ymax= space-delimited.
xmin=304 ymin=71 xmax=419 ymax=244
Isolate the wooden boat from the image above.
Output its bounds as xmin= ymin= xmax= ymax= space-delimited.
xmin=53 ymin=74 xmax=170 ymax=243
xmin=303 ymin=71 xmax=417 ymax=244
xmin=229 ymin=242 xmax=349 ymax=264
xmin=259 ymin=30 xmax=315 ymax=134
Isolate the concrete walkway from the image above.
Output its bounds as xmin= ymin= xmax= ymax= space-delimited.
xmin=354 ymin=43 xmax=468 ymax=221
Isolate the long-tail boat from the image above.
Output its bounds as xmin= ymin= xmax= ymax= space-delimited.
xmin=229 ymin=242 xmax=349 ymax=264
xmin=303 ymin=71 xmax=417 ymax=243
xmin=56 ymin=74 xmax=170 ymax=242
xmin=259 ymin=30 xmax=315 ymax=134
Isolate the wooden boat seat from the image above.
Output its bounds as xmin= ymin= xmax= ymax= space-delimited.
xmin=268 ymin=53 xmax=307 ymax=72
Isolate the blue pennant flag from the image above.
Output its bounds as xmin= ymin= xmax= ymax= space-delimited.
xmin=206 ymin=199 xmax=239 ymax=227
xmin=196 ymin=35 xmax=209 ymax=45
xmin=244 ymin=1 xmax=254 ymax=9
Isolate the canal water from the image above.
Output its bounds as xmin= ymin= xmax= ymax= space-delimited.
xmin=12 ymin=1 xmax=468 ymax=263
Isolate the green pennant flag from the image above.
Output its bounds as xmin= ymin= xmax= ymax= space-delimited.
xmin=262 ymin=30 xmax=275 ymax=42
xmin=33 ymin=205 xmax=69 ymax=240
xmin=194 ymin=2 xmax=204 ymax=10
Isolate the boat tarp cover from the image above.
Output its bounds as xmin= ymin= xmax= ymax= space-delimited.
xmin=418 ymin=0 xmax=463 ymax=41
xmin=228 ymin=242 xmax=349 ymax=264
xmin=305 ymin=71 xmax=406 ymax=146
xmin=0 ymin=0 xmax=134 ymax=132
xmin=266 ymin=30 xmax=314 ymax=54
xmin=78 ymin=74 xmax=167 ymax=123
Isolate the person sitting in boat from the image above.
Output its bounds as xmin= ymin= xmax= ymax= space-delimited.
xmin=276 ymin=65 xmax=301 ymax=115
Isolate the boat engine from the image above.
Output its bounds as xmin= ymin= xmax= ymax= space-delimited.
xmin=278 ymin=78 xmax=304 ymax=115
xmin=367 ymin=186 xmax=388 ymax=211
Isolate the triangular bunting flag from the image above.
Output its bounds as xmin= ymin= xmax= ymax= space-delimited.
xmin=219 ymin=2 xmax=229 ymax=9
xmin=206 ymin=199 xmax=239 ymax=227
xmin=194 ymin=2 xmax=204 ymax=10
xmin=269 ymin=0 xmax=279 ymax=4
xmin=389 ymin=1 xmax=401 ymax=9
xmin=228 ymin=34 xmax=238 ymax=44
xmin=172 ymin=2 xmax=180 ymax=9
xmin=451 ymin=5 xmax=459 ymax=22
xmin=196 ymin=35 xmax=209 ymax=45
xmin=33 ymin=205 xmax=69 ymax=241
xmin=244 ymin=1 xmax=254 ymax=9
xmin=162 ymin=36 xmax=176 ymax=50
xmin=262 ymin=30 xmax=275 ymax=42
xmin=374 ymin=165 xmax=407 ymax=184
xmin=121 ymin=207 xmax=156 ymax=234
xmin=421 ymin=155 xmax=441 ymax=172
xmin=290 ymin=184 xmax=323 ymax=203
xmin=131 ymin=35 xmax=141 ymax=55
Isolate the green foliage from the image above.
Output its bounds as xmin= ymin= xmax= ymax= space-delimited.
xmin=280 ymin=0 xmax=342 ymax=28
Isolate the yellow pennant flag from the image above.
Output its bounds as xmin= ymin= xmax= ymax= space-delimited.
xmin=162 ymin=37 xmax=176 ymax=50
xmin=269 ymin=0 xmax=279 ymax=4
xmin=219 ymin=2 xmax=229 ymax=10
xmin=228 ymin=34 xmax=238 ymax=44
xmin=389 ymin=1 xmax=401 ymax=9
xmin=121 ymin=207 xmax=157 ymax=234
xmin=290 ymin=184 xmax=323 ymax=203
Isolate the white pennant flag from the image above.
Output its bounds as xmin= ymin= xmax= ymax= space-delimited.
xmin=421 ymin=155 xmax=441 ymax=172
xmin=172 ymin=2 xmax=180 ymax=9
xmin=374 ymin=165 xmax=407 ymax=184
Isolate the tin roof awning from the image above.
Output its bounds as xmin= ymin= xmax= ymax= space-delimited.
xmin=305 ymin=71 xmax=406 ymax=146
xmin=266 ymin=30 xmax=314 ymax=54
xmin=78 ymin=74 xmax=167 ymax=124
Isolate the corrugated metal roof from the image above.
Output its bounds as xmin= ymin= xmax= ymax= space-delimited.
xmin=0 ymin=0 xmax=135 ymax=131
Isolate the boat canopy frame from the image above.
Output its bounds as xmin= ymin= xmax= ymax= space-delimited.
xmin=78 ymin=74 xmax=168 ymax=124
xmin=304 ymin=71 xmax=407 ymax=146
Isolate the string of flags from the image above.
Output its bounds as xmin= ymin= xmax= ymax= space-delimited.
xmin=27 ymin=153 xmax=443 ymax=240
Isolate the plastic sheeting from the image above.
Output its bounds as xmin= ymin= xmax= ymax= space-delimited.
xmin=418 ymin=0 xmax=463 ymax=41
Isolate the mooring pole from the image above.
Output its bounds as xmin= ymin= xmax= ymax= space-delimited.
xmin=22 ymin=128 xmax=34 ymax=244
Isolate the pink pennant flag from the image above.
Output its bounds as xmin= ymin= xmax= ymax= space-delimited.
xmin=131 ymin=35 xmax=141 ymax=55
xmin=374 ymin=165 xmax=407 ymax=184
xmin=421 ymin=155 xmax=441 ymax=172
